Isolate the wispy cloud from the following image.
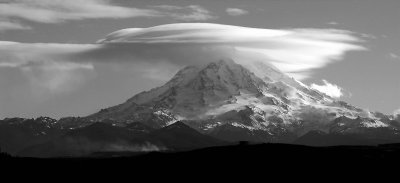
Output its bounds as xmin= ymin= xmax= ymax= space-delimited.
xmin=327 ymin=21 xmax=339 ymax=25
xmin=0 ymin=41 xmax=97 ymax=94
xmin=311 ymin=80 xmax=343 ymax=98
xmin=0 ymin=1 xmax=215 ymax=31
xmin=393 ymin=108 xmax=400 ymax=121
xmin=389 ymin=53 xmax=400 ymax=59
xmin=21 ymin=62 xmax=95 ymax=94
xmin=0 ymin=19 xmax=30 ymax=31
xmin=226 ymin=8 xmax=249 ymax=16
xmin=0 ymin=0 xmax=158 ymax=22
xmin=152 ymin=5 xmax=216 ymax=21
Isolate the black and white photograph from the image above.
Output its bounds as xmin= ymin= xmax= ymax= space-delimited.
xmin=1 ymin=0 xmax=400 ymax=174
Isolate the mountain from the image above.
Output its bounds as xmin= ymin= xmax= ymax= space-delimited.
xmin=88 ymin=59 xmax=327 ymax=129
xmin=148 ymin=121 xmax=227 ymax=150
xmin=86 ymin=59 xmax=399 ymax=144
xmin=3 ymin=59 xmax=400 ymax=157
xmin=87 ymin=59 xmax=275 ymax=127
xmin=0 ymin=117 xmax=65 ymax=154
xmin=17 ymin=122 xmax=152 ymax=157
xmin=17 ymin=121 xmax=224 ymax=157
xmin=293 ymin=130 xmax=368 ymax=146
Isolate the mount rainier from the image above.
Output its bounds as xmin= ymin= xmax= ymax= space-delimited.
xmin=2 ymin=59 xmax=400 ymax=157
xmin=85 ymin=59 xmax=399 ymax=143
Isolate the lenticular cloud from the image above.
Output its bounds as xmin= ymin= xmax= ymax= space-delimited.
xmin=0 ymin=23 xmax=367 ymax=93
xmin=95 ymin=23 xmax=366 ymax=80
xmin=0 ymin=23 xmax=366 ymax=80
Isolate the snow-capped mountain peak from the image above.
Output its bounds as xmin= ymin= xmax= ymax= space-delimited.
xmin=87 ymin=58 xmax=391 ymax=141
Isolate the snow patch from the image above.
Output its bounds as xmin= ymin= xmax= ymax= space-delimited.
xmin=361 ymin=120 xmax=388 ymax=128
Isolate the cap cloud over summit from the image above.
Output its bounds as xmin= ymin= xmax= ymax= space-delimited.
xmin=0 ymin=23 xmax=368 ymax=118
xmin=91 ymin=23 xmax=365 ymax=80
xmin=0 ymin=23 xmax=366 ymax=86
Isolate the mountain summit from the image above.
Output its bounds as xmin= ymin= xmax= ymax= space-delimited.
xmin=85 ymin=59 xmax=396 ymax=143
xmin=88 ymin=60 xmax=310 ymax=124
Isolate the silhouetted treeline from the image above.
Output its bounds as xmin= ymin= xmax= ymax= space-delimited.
xmin=0 ymin=147 xmax=12 ymax=159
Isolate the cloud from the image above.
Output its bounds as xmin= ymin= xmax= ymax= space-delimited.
xmin=0 ymin=19 xmax=30 ymax=31
xmin=0 ymin=23 xmax=366 ymax=93
xmin=226 ymin=8 xmax=249 ymax=16
xmin=393 ymin=108 xmax=400 ymax=121
xmin=21 ymin=62 xmax=95 ymax=94
xmin=389 ymin=53 xmax=400 ymax=59
xmin=295 ymin=105 xmax=337 ymax=133
xmin=327 ymin=21 xmax=339 ymax=25
xmin=0 ymin=41 xmax=98 ymax=94
xmin=0 ymin=0 xmax=158 ymax=23
xmin=152 ymin=5 xmax=216 ymax=21
xmin=310 ymin=80 xmax=343 ymax=98
xmin=0 ymin=1 xmax=215 ymax=31
xmin=0 ymin=41 xmax=98 ymax=67
xmin=95 ymin=23 xmax=366 ymax=80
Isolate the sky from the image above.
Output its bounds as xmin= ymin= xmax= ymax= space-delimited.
xmin=0 ymin=0 xmax=400 ymax=119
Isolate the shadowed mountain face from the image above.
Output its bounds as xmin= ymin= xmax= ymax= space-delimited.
xmin=0 ymin=117 xmax=65 ymax=154
xmin=2 ymin=59 xmax=400 ymax=157
xmin=17 ymin=122 xmax=226 ymax=158
xmin=148 ymin=121 xmax=226 ymax=150
xmin=16 ymin=122 xmax=151 ymax=158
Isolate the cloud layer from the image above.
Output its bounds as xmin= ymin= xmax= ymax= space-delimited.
xmin=0 ymin=23 xmax=366 ymax=94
